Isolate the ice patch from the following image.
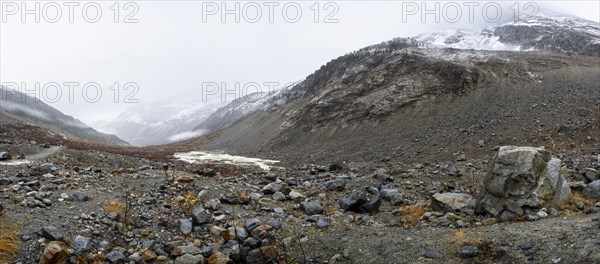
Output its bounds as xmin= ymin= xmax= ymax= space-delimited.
xmin=175 ymin=151 xmax=279 ymax=170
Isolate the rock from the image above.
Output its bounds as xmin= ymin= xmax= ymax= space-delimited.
xmin=176 ymin=176 xmax=195 ymax=183
xmin=424 ymin=251 xmax=442 ymax=259
xmin=300 ymin=201 xmax=324 ymax=215
xmin=207 ymin=251 xmax=230 ymax=264
xmin=262 ymin=183 xmax=282 ymax=194
xmin=339 ymin=191 xmax=368 ymax=212
xmin=459 ymin=245 xmax=480 ymax=258
xmin=40 ymin=226 xmax=63 ymax=241
xmin=39 ymin=241 xmax=69 ymax=264
xmin=569 ymin=181 xmax=587 ymax=192
xmin=316 ymin=219 xmax=330 ymax=229
xmin=431 ymin=193 xmax=475 ymax=212
xmin=172 ymin=246 xmax=202 ymax=257
xmin=71 ymin=192 xmax=90 ymax=202
xmin=499 ymin=209 xmax=516 ymax=222
xmin=246 ymin=246 xmax=278 ymax=264
xmin=175 ymin=254 xmax=202 ymax=264
xmin=583 ymin=168 xmax=599 ymax=183
xmin=288 ymin=191 xmax=305 ymax=202
xmin=72 ymin=236 xmax=91 ymax=255
xmin=192 ymin=206 xmax=211 ymax=225
xmin=325 ymin=179 xmax=346 ymax=191
xmin=329 ymin=162 xmax=344 ymax=171
xmin=476 ymin=146 xmax=571 ymax=216
xmin=446 ymin=162 xmax=460 ymax=176
xmin=140 ymin=249 xmax=157 ymax=262
xmin=0 ymin=151 xmax=11 ymax=161
xmin=583 ymin=180 xmax=600 ymax=199
xmin=180 ymin=219 xmax=193 ymax=235
xmin=106 ymin=249 xmax=126 ymax=263
xmin=272 ymin=191 xmax=286 ymax=201
xmin=245 ymin=218 xmax=261 ymax=232
xmin=0 ymin=203 xmax=3 ymax=214
xmin=205 ymin=199 xmax=220 ymax=210
xmin=361 ymin=195 xmax=382 ymax=213
xmin=456 ymin=154 xmax=467 ymax=162
xmin=220 ymin=190 xmax=250 ymax=205
xmin=373 ymin=169 xmax=393 ymax=182
xmin=243 ymin=237 xmax=260 ymax=249
xmin=339 ymin=190 xmax=381 ymax=213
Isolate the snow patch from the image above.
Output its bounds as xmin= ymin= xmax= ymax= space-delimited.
xmin=175 ymin=151 xmax=279 ymax=171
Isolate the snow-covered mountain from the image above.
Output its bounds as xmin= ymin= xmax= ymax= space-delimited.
xmin=416 ymin=14 xmax=600 ymax=56
xmin=93 ymin=99 xmax=225 ymax=146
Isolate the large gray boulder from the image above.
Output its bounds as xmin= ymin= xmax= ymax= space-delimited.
xmin=475 ymin=146 xmax=571 ymax=216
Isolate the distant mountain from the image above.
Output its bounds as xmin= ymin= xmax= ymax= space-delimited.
xmin=0 ymin=86 xmax=127 ymax=145
xmin=193 ymin=82 xmax=298 ymax=134
xmin=93 ymin=99 xmax=225 ymax=146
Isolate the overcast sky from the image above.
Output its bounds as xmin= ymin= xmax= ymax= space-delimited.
xmin=1 ymin=1 xmax=598 ymax=124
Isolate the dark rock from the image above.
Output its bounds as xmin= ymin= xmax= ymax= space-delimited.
xmin=40 ymin=226 xmax=63 ymax=241
xmin=262 ymin=183 xmax=282 ymax=194
xmin=71 ymin=192 xmax=90 ymax=202
xmin=325 ymin=179 xmax=346 ymax=191
xmin=499 ymin=210 xmax=516 ymax=222
xmin=0 ymin=151 xmax=11 ymax=161
xmin=519 ymin=242 xmax=534 ymax=251
xmin=340 ymin=190 xmax=368 ymax=212
xmin=243 ymin=237 xmax=260 ymax=249
xmin=583 ymin=168 xmax=599 ymax=183
xmin=329 ymin=162 xmax=344 ymax=171
xmin=191 ymin=206 xmax=211 ymax=225
xmin=459 ymin=245 xmax=480 ymax=258
xmin=300 ymin=201 xmax=324 ymax=215
xmin=424 ymin=251 xmax=442 ymax=259
xmin=360 ymin=196 xmax=382 ymax=213
xmin=583 ymin=180 xmax=600 ymax=199
xmin=373 ymin=169 xmax=393 ymax=182
xmin=245 ymin=218 xmax=261 ymax=232
xmin=587 ymin=206 xmax=600 ymax=214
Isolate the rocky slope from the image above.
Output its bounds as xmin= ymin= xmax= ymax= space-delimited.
xmin=0 ymin=87 xmax=127 ymax=145
xmin=183 ymin=48 xmax=599 ymax=165
xmin=177 ymin=15 xmax=600 ymax=166
xmin=0 ymin=138 xmax=599 ymax=264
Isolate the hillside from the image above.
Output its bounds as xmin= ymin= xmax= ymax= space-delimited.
xmin=0 ymin=87 xmax=127 ymax=145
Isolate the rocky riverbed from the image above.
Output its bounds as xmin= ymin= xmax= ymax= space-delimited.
xmin=0 ymin=142 xmax=599 ymax=264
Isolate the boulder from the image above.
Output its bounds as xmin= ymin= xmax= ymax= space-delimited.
xmin=39 ymin=241 xmax=69 ymax=264
xmin=475 ymin=146 xmax=571 ymax=216
xmin=431 ymin=193 xmax=474 ymax=212
xmin=583 ymin=180 xmax=600 ymax=199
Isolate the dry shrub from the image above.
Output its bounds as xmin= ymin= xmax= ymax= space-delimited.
xmin=401 ymin=203 xmax=426 ymax=227
xmin=0 ymin=221 xmax=21 ymax=263
xmin=106 ymin=199 xmax=124 ymax=214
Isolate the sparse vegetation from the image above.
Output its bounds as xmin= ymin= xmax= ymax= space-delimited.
xmin=0 ymin=220 xmax=21 ymax=263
